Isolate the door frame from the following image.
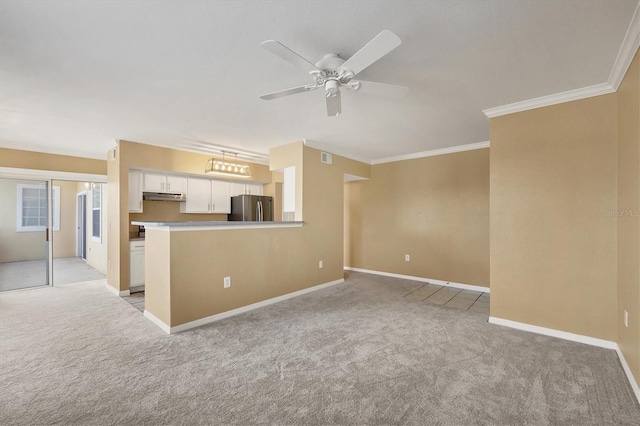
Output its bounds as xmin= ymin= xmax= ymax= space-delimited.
xmin=76 ymin=190 xmax=87 ymax=259
xmin=1 ymin=167 xmax=107 ymax=288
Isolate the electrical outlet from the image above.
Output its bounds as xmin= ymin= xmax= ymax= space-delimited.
xmin=319 ymin=260 xmax=323 ymax=269
xmin=624 ymin=310 xmax=629 ymax=328
xmin=224 ymin=276 xmax=231 ymax=288
xmin=405 ymin=254 xmax=410 ymax=261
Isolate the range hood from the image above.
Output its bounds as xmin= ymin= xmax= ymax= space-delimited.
xmin=142 ymin=192 xmax=186 ymax=202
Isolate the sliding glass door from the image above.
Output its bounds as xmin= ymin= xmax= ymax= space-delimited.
xmin=0 ymin=178 xmax=51 ymax=291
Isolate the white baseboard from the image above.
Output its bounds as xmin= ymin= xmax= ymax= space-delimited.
xmin=105 ymin=283 xmax=130 ymax=297
xmin=615 ymin=346 xmax=640 ymax=403
xmin=143 ymin=310 xmax=171 ymax=334
xmin=146 ymin=278 xmax=345 ymax=334
xmin=488 ymin=316 xmax=617 ymax=349
xmin=489 ymin=316 xmax=640 ymax=404
xmin=344 ymin=267 xmax=489 ymax=293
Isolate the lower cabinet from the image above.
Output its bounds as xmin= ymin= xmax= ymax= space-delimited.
xmin=130 ymin=241 xmax=145 ymax=292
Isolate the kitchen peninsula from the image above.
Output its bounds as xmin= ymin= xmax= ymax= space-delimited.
xmin=108 ymin=140 xmax=370 ymax=334
xmin=133 ymin=219 xmax=340 ymax=334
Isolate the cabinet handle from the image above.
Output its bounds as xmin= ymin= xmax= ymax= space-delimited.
xmin=211 ymin=204 xmax=215 ymax=211
xmin=167 ymin=181 xmax=170 ymax=190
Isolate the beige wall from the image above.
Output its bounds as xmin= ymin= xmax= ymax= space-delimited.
xmin=145 ymin=142 xmax=371 ymax=327
xmin=52 ymin=180 xmax=78 ymax=259
xmin=0 ymin=148 xmax=106 ymax=175
xmin=344 ymin=148 xmax=490 ymax=287
xmin=490 ymin=94 xmax=618 ymax=341
xmin=617 ymin=51 xmax=640 ymax=382
xmin=107 ymin=140 xmax=274 ymax=292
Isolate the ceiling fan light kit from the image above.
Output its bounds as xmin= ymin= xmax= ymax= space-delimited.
xmin=260 ymin=30 xmax=408 ymax=116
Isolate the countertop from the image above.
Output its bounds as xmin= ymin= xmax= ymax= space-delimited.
xmin=131 ymin=221 xmax=303 ymax=229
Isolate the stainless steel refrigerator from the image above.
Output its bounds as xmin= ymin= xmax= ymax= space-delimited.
xmin=228 ymin=194 xmax=273 ymax=222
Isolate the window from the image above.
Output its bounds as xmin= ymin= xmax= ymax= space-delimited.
xmin=91 ymin=183 xmax=101 ymax=242
xmin=17 ymin=184 xmax=60 ymax=232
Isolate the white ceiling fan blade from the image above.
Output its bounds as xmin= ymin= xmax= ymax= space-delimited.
xmin=261 ymin=40 xmax=321 ymax=75
xmin=260 ymin=85 xmax=317 ymax=100
xmin=326 ymin=91 xmax=341 ymax=117
xmin=352 ymin=80 xmax=409 ymax=98
xmin=339 ymin=30 xmax=401 ymax=77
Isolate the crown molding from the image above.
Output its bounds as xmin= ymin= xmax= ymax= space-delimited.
xmin=371 ymin=141 xmax=490 ymax=165
xmin=483 ymin=1 xmax=639 ymax=119
xmin=482 ymin=83 xmax=615 ymax=118
xmin=609 ymin=0 xmax=640 ymax=90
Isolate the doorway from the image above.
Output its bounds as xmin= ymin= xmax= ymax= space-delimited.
xmin=51 ymin=180 xmax=106 ymax=286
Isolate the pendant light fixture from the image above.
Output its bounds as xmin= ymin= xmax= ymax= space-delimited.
xmin=205 ymin=151 xmax=252 ymax=178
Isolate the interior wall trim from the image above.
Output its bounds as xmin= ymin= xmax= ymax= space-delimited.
xmin=609 ymin=0 xmax=640 ymax=90
xmin=344 ymin=267 xmax=489 ymax=293
xmin=145 ymin=278 xmax=346 ymax=334
xmin=483 ymin=1 xmax=640 ymax=119
xmin=370 ymin=141 xmax=490 ymax=165
xmin=488 ymin=316 xmax=617 ymax=349
xmin=615 ymin=346 xmax=640 ymax=403
xmin=482 ymin=83 xmax=615 ymax=118
xmin=143 ymin=310 xmax=171 ymax=334
xmin=105 ymin=283 xmax=129 ymax=297
xmin=489 ymin=316 xmax=640 ymax=404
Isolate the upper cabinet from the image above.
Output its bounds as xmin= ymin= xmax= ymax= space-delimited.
xmin=211 ymin=180 xmax=231 ymax=213
xmin=180 ymin=177 xmax=231 ymax=214
xmin=130 ymin=168 xmax=262 ymax=215
xmin=230 ymin=182 xmax=263 ymax=196
xmin=143 ymin=172 xmax=185 ymax=193
xmin=128 ymin=170 xmax=143 ymax=213
xmin=182 ymin=177 xmax=212 ymax=213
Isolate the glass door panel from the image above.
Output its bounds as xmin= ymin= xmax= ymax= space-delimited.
xmin=0 ymin=178 xmax=49 ymax=291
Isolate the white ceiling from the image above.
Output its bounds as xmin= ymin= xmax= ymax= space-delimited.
xmin=0 ymin=0 xmax=637 ymax=163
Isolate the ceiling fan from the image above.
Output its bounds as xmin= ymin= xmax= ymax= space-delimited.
xmin=260 ymin=30 xmax=408 ymax=117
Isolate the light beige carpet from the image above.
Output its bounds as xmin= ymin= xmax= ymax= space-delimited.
xmin=1 ymin=272 xmax=638 ymax=425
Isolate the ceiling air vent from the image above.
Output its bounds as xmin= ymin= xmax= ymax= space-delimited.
xmin=321 ymin=151 xmax=332 ymax=165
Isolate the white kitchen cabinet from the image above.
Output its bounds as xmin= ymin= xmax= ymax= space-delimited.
xmin=246 ymin=182 xmax=263 ymax=196
xmin=230 ymin=182 xmax=246 ymax=197
xmin=143 ymin=172 xmax=185 ymax=193
xmin=182 ymin=177 xmax=212 ymax=213
xmin=181 ymin=177 xmax=231 ymax=214
xmin=128 ymin=170 xmax=143 ymax=213
xmin=211 ymin=180 xmax=231 ymax=213
xmin=230 ymin=182 xmax=263 ymax=196
xmin=130 ymin=240 xmax=145 ymax=291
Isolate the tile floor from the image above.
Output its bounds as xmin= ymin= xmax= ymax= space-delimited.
xmin=123 ymin=291 xmax=145 ymax=313
xmin=405 ymin=283 xmax=490 ymax=314
xmin=0 ymin=257 xmax=106 ymax=292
